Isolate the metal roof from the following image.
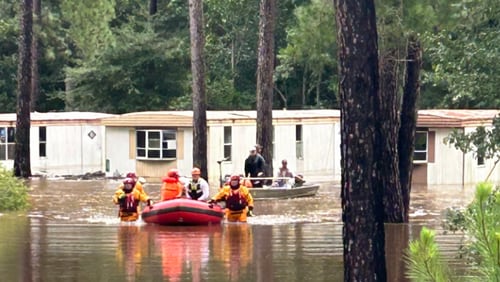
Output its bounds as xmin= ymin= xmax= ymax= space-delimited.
xmin=417 ymin=109 xmax=499 ymax=127
xmin=101 ymin=109 xmax=341 ymax=127
xmin=0 ymin=109 xmax=497 ymax=128
xmin=0 ymin=112 xmax=116 ymax=126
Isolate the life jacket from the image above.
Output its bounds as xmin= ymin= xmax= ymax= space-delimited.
xmin=119 ymin=193 xmax=138 ymax=213
xmin=161 ymin=176 xmax=182 ymax=201
xmin=162 ymin=176 xmax=181 ymax=189
xmin=187 ymin=182 xmax=203 ymax=200
xmin=226 ymin=189 xmax=248 ymax=211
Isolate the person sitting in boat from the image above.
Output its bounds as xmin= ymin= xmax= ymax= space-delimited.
xmin=240 ymin=174 xmax=253 ymax=188
xmin=244 ymin=146 xmax=266 ymax=188
xmin=161 ymin=168 xmax=184 ymax=201
xmin=208 ymin=174 xmax=254 ymax=222
xmin=293 ymin=174 xmax=306 ymax=187
xmin=185 ymin=167 xmax=210 ymax=201
xmin=113 ymin=177 xmax=152 ymax=222
xmin=273 ymin=159 xmax=294 ymax=187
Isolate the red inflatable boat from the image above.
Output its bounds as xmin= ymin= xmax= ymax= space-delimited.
xmin=141 ymin=198 xmax=224 ymax=225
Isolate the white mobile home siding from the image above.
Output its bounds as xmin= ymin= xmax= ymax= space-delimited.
xmin=30 ymin=125 xmax=105 ymax=175
xmin=104 ymin=127 xmax=135 ymax=176
xmin=206 ymin=121 xmax=338 ymax=185
xmin=207 ymin=124 xmax=257 ymax=185
xmin=462 ymin=126 xmax=500 ymax=185
xmin=177 ymin=128 xmax=194 ymax=175
xmin=427 ymin=128 xmax=464 ymax=185
xmin=300 ymin=122 xmax=337 ymax=180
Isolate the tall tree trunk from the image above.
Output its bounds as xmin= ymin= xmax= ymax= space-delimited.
xmin=376 ymin=49 xmax=404 ymax=223
xmin=256 ymin=0 xmax=276 ymax=177
xmin=31 ymin=0 xmax=41 ymax=112
xmin=398 ymin=36 xmax=422 ymax=222
xmin=231 ymin=39 xmax=236 ymax=89
xmin=149 ymin=0 xmax=157 ymax=15
xmin=316 ymin=73 xmax=321 ymax=107
xmin=335 ymin=0 xmax=387 ymax=280
xmin=189 ymin=0 xmax=208 ymax=180
xmin=301 ymin=66 xmax=307 ymax=107
xmin=15 ymin=0 xmax=33 ymax=178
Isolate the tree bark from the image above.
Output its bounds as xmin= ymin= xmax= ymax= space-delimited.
xmin=376 ymin=49 xmax=404 ymax=223
xmin=189 ymin=0 xmax=208 ymax=180
xmin=149 ymin=0 xmax=157 ymax=15
xmin=256 ymin=0 xmax=276 ymax=177
xmin=31 ymin=0 xmax=41 ymax=112
xmin=398 ymin=36 xmax=422 ymax=222
xmin=15 ymin=0 xmax=33 ymax=178
xmin=335 ymin=0 xmax=387 ymax=280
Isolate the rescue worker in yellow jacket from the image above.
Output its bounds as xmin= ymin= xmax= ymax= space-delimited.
xmin=117 ymin=172 xmax=148 ymax=213
xmin=117 ymin=172 xmax=146 ymax=195
xmin=209 ymin=174 xmax=254 ymax=222
xmin=113 ymin=178 xmax=152 ymax=222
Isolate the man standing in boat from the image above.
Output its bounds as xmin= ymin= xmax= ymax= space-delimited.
xmin=209 ymin=174 xmax=254 ymax=222
xmin=244 ymin=146 xmax=266 ymax=187
xmin=113 ymin=177 xmax=153 ymax=222
xmin=185 ymin=167 xmax=210 ymax=201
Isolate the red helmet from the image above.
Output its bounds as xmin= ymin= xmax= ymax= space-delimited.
xmin=167 ymin=169 xmax=180 ymax=178
xmin=229 ymin=175 xmax=240 ymax=189
xmin=126 ymin=172 xmax=137 ymax=179
xmin=123 ymin=177 xmax=136 ymax=191
xmin=191 ymin=167 xmax=201 ymax=175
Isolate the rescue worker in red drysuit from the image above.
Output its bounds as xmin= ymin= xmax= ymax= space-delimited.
xmin=118 ymin=172 xmax=148 ymax=212
xmin=113 ymin=178 xmax=152 ymax=222
xmin=209 ymin=175 xmax=254 ymax=222
xmin=123 ymin=172 xmax=146 ymax=194
xmin=161 ymin=169 xmax=184 ymax=201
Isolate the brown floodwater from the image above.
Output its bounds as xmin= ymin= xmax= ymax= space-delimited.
xmin=0 ymin=179 xmax=474 ymax=281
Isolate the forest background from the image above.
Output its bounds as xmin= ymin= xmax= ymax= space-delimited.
xmin=0 ymin=0 xmax=498 ymax=114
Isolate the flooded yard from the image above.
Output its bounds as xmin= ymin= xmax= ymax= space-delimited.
xmin=0 ymin=179 xmax=474 ymax=281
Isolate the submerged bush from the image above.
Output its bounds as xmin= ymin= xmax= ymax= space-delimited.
xmin=0 ymin=165 xmax=30 ymax=211
xmin=406 ymin=182 xmax=500 ymax=281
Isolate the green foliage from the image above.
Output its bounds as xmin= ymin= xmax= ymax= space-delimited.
xmin=406 ymin=227 xmax=452 ymax=282
xmin=61 ymin=0 xmax=117 ymax=59
xmin=442 ymin=207 xmax=467 ymax=233
xmin=464 ymin=182 xmax=500 ymax=279
xmin=0 ymin=0 xmax=19 ymax=113
xmin=203 ymin=0 xmax=259 ymax=109
xmin=65 ymin=22 xmax=190 ymax=113
xmin=423 ymin=0 xmax=500 ymax=108
xmin=275 ymin=0 xmax=337 ymax=108
xmin=1 ymin=0 xmax=497 ymax=112
xmin=406 ymin=182 xmax=500 ymax=281
xmin=0 ymin=165 xmax=30 ymax=211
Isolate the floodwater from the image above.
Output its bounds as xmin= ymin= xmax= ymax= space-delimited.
xmin=0 ymin=179 xmax=474 ymax=282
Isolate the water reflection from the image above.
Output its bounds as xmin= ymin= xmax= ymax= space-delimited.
xmin=154 ymin=225 xmax=217 ymax=282
xmin=212 ymin=224 xmax=253 ymax=281
xmin=116 ymin=225 xmax=148 ymax=281
xmin=0 ymin=180 xmax=478 ymax=281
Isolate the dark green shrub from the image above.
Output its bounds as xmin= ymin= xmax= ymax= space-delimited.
xmin=0 ymin=165 xmax=30 ymax=211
